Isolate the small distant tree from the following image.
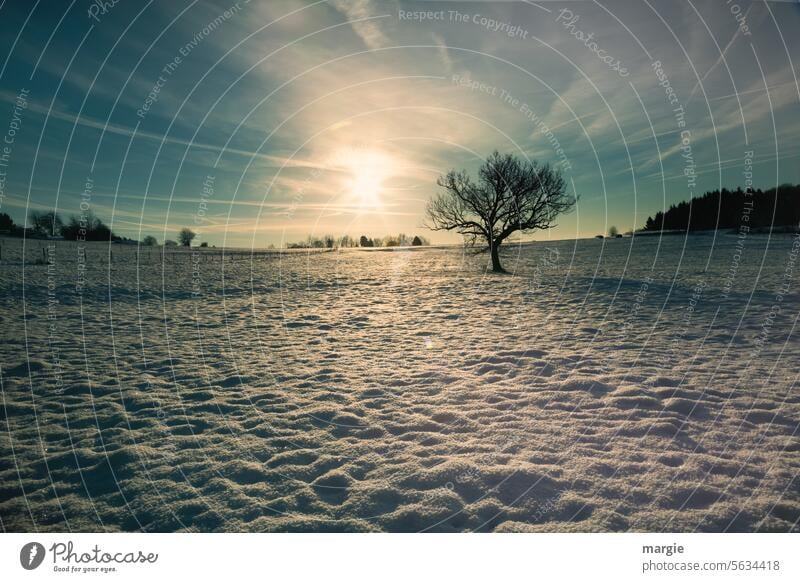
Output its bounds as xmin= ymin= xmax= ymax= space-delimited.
xmin=608 ymin=225 xmax=619 ymax=238
xmin=199 ymin=241 xmax=208 ymax=247
xmin=29 ymin=211 xmax=63 ymax=238
xmin=359 ymin=235 xmax=373 ymax=247
xmin=142 ymin=235 xmax=158 ymax=246
xmin=178 ymin=227 xmax=196 ymax=247
xmin=164 ymin=239 xmax=178 ymax=247
xmin=412 ymin=235 xmax=423 ymax=246
xmin=324 ymin=234 xmax=335 ymax=249
xmin=0 ymin=212 xmax=15 ymax=233
xmin=62 ymin=211 xmax=112 ymax=241
xmin=426 ymin=151 xmax=574 ymax=272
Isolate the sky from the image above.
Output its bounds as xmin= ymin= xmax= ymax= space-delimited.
xmin=0 ymin=0 xmax=799 ymax=247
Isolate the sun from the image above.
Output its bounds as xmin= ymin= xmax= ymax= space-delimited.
xmin=334 ymin=148 xmax=394 ymax=208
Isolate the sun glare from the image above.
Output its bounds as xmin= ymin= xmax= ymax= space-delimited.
xmin=334 ymin=148 xmax=394 ymax=208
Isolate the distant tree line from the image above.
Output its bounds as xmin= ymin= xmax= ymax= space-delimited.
xmin=0 ymin=210 xmax=125 ymax=241
xmin=287 ymin=233 xmax=429 ymax=249
xmin=1 ymin=210 xmax=436 ymax=250
xmin=0 ymin=211 xmax=207 ymax=247
xmin=642 ymin=184 xmax=800 ymax=232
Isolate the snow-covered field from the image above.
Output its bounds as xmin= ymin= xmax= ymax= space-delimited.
xmin=1 ymin=233 xmax=798 ymax=532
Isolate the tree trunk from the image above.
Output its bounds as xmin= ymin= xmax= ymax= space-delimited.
xmin=490 ymin=241 xmax=504 ymax=273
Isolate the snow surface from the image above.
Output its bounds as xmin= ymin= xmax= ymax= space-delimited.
xmin=1 ymin=232 xmax=798 ymax=532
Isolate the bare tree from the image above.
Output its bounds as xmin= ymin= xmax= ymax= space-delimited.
xmin=426 ymin=151 xmax=574 ymax=272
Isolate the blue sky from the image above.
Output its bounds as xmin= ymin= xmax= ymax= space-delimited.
xmin=0 ymin=0 xmax=799 ymax=247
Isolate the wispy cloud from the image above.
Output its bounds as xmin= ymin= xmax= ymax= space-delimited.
xmin=331 ymin=0 xmax=392 ymax=50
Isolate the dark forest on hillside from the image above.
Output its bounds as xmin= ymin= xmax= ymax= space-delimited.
xmin=642 ymin=184 xmax=800 ymax=232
